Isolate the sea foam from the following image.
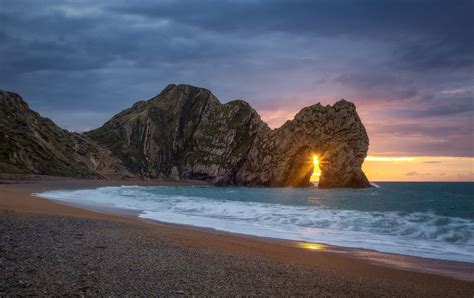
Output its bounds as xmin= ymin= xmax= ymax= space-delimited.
xmin=36 ymin=185 xmax=474 ymax=263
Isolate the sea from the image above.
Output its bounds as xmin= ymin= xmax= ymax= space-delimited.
xmin=36 ymin=182 xmax=474 ymax=263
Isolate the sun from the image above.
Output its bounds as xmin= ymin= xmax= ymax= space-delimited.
xmin=311 ymin=154 xmax=321 ymax=181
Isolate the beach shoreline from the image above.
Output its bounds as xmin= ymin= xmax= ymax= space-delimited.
xmin=1 ymin=178 xmax=473 ymax=296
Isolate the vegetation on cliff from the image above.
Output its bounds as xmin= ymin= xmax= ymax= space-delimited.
xmin=0 ymin=85 xmax=370 ymax=188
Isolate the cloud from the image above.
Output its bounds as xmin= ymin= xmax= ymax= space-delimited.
xmin=110 ymin=0 xmax=473 ymax=40
xmin=0 ymin=0 xmax=472 ymax=157
xmin=384 ymin=95 xmax=474 ymax=118
xmin=393 ymin=38 xmax=474 ymax=72
xmin=441 ymin=89 xmax=472 ymax=96
xmin=405 ymin=171 xmax=431 ymax=177
xmin=364 ymin=119 xmax=474 ymax=157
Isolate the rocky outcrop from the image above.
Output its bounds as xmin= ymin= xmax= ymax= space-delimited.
xmin=0 ymin=91 xmax=131 ymax=179
xmin=1 ymin=85 xmax=370 ymax=188
xmin=87 ymin=84 xmax=370 ymax=188
xmin=86 ymin=84 xmax=269 ymax=182
xmin=238 ymin=100 xmax=370 ymax=188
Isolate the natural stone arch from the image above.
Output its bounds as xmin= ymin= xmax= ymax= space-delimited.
xmin=1 ymin=85 xmax=370 ymax=188
xmin=256 ymin=140 xmax=369 ymax=188
xmin=234 ymin=99 xmax=370 ymax=188
xmin=86 ymin=84 xmax=370 ymax=188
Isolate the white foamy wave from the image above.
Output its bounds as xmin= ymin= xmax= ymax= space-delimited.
xmin=36 ymin=186 xmax=474 ymax=263
xmin=370 ymin=182 xmax=381 ymax=188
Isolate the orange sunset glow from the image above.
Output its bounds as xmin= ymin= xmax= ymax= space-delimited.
xmin=363 ymin=156 xmax=474 ymax=182
xmin=262 ymin=106 xmax=473 ymax=183
xmin=2 ymin=0 xmax=473 ymax=295
xmin=310 ymin=154 xmax=473 ymax=182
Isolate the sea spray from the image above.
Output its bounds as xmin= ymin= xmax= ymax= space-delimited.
xmin=36 ymin=182 xmax=474 ymax=263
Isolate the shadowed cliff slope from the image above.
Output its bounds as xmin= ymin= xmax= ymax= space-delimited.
xmin=238 ymin=99 xmax=370 ymax=188
xmin=87 ymin=84 xmax=370 ymax=188
xmin=0 ymin=91 xmax=131 ymax=179
xmin=1 ymin=85 xmax=370 ymax=188
xmin=87 ymin=84 xmax=269 ymax=183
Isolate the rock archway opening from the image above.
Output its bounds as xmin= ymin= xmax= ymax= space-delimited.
xmin=310 ymin=154 xmax=322 ymax=183
xmin=281 ymin=148 xmax=326 ymax=187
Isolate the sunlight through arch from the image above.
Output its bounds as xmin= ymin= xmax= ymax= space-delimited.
xmin=311 ymin=154 xmax=321 ymax=182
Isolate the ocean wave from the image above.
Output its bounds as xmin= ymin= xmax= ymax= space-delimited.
xmin=36 ymin=185 xmax=474 ymax=262
xmin=370 ymin=182 xmax=381 ymax=188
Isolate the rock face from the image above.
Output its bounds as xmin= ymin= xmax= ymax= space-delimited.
xmin=0 ymin=91 xmax=131 ymax=179
xmin=86 ymin=84 xmax=269 ymax=183
xmin=1 ymin=85 xmax=370 ymax=188
xmin=240 ymin=100 xmax=370 ymax=188
xmin=88 ymin=84 xmax=370 ymax=188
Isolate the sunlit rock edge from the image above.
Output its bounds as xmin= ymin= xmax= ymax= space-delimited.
xmin=0 ymin=85 xmax=370 ymax=188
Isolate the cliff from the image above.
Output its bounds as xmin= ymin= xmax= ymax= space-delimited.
xmin=87 ymin=84 xmax=370 ymax=187
xmin=0 ymin=91 xmax=131 ymax=179
xmin=242 ymin=100 xmax=370 ymax=188
xmin=1 ymin=85 xmax=370 ymax=188
xmin=86 ymin=84 xmax=269 ymax=182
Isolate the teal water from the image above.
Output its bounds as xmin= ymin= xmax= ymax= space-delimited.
xmin=37 ymin=182 xmax=474 ymax=262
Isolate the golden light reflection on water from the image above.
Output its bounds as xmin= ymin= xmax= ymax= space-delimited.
xmin=298 ymin=242 xmax=328 ymax=250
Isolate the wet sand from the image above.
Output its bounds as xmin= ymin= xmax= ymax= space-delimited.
xmin=1 ymin=178 xmax=473 ymax=296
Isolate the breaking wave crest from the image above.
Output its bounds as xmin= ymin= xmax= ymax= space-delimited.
xmin=36 ymin=185 xmax=474 ymax=263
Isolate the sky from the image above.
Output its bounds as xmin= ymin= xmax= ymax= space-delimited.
xmin=1 ymin=0 xmax=473 ymax=181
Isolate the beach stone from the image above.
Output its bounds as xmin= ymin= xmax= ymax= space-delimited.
xmin=4 ymin=207 xmax=462 ymax=298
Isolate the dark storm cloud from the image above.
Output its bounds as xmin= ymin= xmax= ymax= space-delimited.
xmin=383 ymin=94 xmax=474 ymax=118
xmin=111 ymin=0 xmax=472 ymax=38
xmin=366 ymin=120 xmax=473 ymax=157
xmin=394 ymin=39 xmax=474 ymax=72
xmin=0 ymin=0 xmax=472 ymax=156
xmin=334 ymin=73 xmax=419 ymax=102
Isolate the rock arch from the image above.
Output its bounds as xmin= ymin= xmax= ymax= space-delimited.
xmin=233 ymin=100 xmax=370 ymax=188
xmin=86 ymin=84 xmax=370 ymax=188
xmin=2 ymin=85 xmax=371 ymax=188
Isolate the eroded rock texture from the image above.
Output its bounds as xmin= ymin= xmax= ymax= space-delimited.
xmin=240 ymin=100 xmax=370 ymax=188
xmin=1 ymin=85 xmax=370 ymax=188
xmin=86 ymin=84 xmax=269 ymax=182
xmin=0 ymin=91 xmax=131 ymax=179
xmin=88 ymin=84 xmax=370 ymax=188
